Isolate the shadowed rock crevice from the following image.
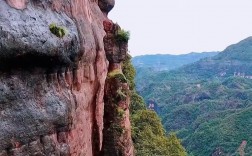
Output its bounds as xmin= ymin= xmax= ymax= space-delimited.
xmin=0 ymin=54 xmax=73 ymax=71
xmin=98 ymin=0 xmax=115 ymax=14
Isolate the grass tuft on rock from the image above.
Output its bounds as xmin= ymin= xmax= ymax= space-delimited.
xmin=116 ymin=29 xmax=130 ymax=43
xmin=108 ymin=69 xmax=128 ymax=83
xmin=49 ymin=23 xmax=67 ymax=38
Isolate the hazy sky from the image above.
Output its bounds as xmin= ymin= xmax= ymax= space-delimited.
xmin=109 ymin=0 xmax=252 ymax=56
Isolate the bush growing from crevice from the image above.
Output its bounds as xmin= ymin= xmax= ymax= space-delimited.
xmin=49 ymin=23 xmax=67 ymax=38
xmin=117 ymin=108 xmax=125 ymax=118
xmin=130 ymin=92 xmax=145 ymax=114
xmin=122 ymin=54 xmax=136 ymax=90
xmin=116 ymin=29 xmax=130 ymax=43
xmin=109 ymin=123 xmax=125 ymax=135
xmin=108 ymin=69 xmax=128 ymax=83
xmin=116 ymin=88 xmax=127 ymax=101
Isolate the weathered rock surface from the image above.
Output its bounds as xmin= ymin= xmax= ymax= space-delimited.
xmin=103 ymin=20 xmax=128 ymax=63
xmin=0 ymin=0 xmax=133 ymax=155
xmin=102 ymin=63 xmax=134 ymax=156
xmin=98 ymin=0 xmax=115 ymax=14
xmin=101 ymin=20 xmax=133 ymax=155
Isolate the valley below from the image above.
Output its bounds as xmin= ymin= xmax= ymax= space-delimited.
xmin=133 ymin=37 xmax=252 ymax=155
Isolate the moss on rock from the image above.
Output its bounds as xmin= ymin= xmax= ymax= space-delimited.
xmin=115 ymin=29 xmax=130 ymax=43
xmin=49 ymin=23 xmax=67 ymax=38
xmin=108 ymin=69 xmax=127 ymax=83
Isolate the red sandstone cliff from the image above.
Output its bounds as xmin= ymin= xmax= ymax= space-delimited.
xmin=0 ymin=0 xmax=134 ymax=155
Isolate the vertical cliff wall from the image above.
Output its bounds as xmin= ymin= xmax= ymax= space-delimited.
xmin=101 ymin=20 xmax=133 ymax=156
xmin=0 ymin=0 xmax=133 ymax=155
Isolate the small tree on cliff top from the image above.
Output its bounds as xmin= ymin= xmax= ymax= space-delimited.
xmin=116 ymin=29 xmax=130 ymax=43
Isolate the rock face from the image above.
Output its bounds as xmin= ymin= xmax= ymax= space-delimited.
xmin=103 ymin=20 xmax=128 ymax=63
xmin=0 ymin=0 xmax=134 ymax=156
xmin=102 ymin=21 xmax=133 ymax=156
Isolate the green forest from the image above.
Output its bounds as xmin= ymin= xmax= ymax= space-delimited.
xmin=134 ymin=37 xmax=252 ymax=155
xmin=123 ymin=55 xmax=187 ymax=156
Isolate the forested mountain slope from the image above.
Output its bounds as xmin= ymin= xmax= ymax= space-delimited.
xmin=136 ymin=37 xmax=252 ymax=155
xmin=132 ymin=52 xmax=218 ymax=92
xmin=123 ymin=55 xmax=187 ymax=156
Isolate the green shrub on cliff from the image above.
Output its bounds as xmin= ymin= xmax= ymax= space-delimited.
xmin=116 ymin=88 xmax=127 ymax=101
xmin=108 ymin=69 xmax=128 ymax=83
xmin=116 ymin=29 xmax=130 ymax=43
xmin=122 ymin=54 xmax=136 ymax=90
xmin=49 ymin=23 xmax=67 ymax=38
xmin=130 ymin=92 xmax=145 ymax=114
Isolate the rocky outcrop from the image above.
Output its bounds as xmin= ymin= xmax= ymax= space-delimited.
xmin=0 ymin=0 xmax=133 ymax=155
xmin=102 ymin=64 xmax=134 ymax=156
xmin=101 ymin=21 xmax=133 ymax=156
xmin=103 ymin=20 xmax=128 ymax=63
xmin=98 ymin=0 xmax=115 ymax=14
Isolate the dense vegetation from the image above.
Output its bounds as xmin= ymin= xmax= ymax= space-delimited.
xmin=116 ymin=29 xmax=130 ymax=43
xmin=134 ymin=37 xmax=252 ymax=155
xmin=122 ymin=54 xmax=186 ymax=156
xmin=132 ymin=52 xmax=218 ymax=92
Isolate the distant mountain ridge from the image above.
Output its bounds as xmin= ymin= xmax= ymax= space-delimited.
xmin=135 ymin=37 xmax=252 ymax=155
xmin=132 ymin=52 xmax=219 ymax=92
xmin=132 ymin=52 xmax=219 ymax=71
xmin=178 ymin=37 xmax=252 ymax=80
xmin=215 ymin=37 xmax=252 ymax=61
